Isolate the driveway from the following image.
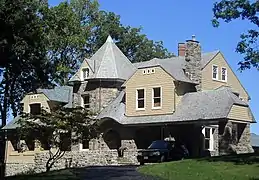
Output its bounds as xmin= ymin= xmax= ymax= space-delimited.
xmin=74 ymin=165 xmax=160 ymax=180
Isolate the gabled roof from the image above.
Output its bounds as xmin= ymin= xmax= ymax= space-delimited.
xmin=2 ymin=86 xmax=73 ymax=130
xmin=130 ymin=57 xmax=196 ymax=84
xmin=37 ymin=86 xmax=73 ymax=108
xmin=130 ymin=51 xmax=220 ymax=85
xmin=201 ymin=50 xmax=220 ymax=69
xmin=97 ymin=88 xmax=252 ymax=125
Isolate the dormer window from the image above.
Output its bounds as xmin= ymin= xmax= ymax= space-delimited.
xmin=221 ymin=67 xmax=227 ymax=82
xmin=29 ymin=103 xmax=41 ymax=115
xmin=82 ymin=68 xmax=89 ymax=79
xmin=212 ymin=65 xmax=218 ymax=80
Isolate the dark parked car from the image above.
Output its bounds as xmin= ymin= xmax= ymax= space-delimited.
xmin=137 ymin=140 xmax=189 ymax=165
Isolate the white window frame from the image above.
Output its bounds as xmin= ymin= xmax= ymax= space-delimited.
xmin=221 ymin=67 xmax=227 ymax=82
xmin=151 ymin=68 xmax=155 ymax=74
xmin=212 ymin=65 xmax=218 ymax=80
xmin=143 ymin=69 xmax=146 ymax=74
xmin=136 ymin=88 xmax=145 ymax=110
xmin=152 ymin=86 xmax=162 ymax=109
xmin=81 ymin=95 xmax=90 ymax=109
xmin=202 ymin=127 xmax=214 ymax=151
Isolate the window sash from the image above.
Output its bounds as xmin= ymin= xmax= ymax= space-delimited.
xmin=212 ymin=65 xmax=218 ymax=79
xmin=152 ymin=87 xmax=161 ymax=108
xmin=221 ymin=68 xmax=227 ymax=81
xmin=82 ymin=95 xmax=90 ymax=109
xmin=137 ymin=89 xmax=145 ymax=109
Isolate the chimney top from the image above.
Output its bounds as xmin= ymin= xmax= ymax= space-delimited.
xmin=186 ymin=35 xmax=199 ymax=43
xmin=192 ymin=35 xmax=196 ymax=41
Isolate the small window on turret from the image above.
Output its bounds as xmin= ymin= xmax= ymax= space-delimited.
xmin=82 ymin=68 xmax=89 ymax=79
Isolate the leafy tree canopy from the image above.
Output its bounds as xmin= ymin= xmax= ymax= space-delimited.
xmin=18 ymin=107 xmax=99 ymax=172
xmin=212 ymin=0 xmax=259 ymax=71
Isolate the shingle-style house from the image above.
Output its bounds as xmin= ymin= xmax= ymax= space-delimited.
xmin=2 ymin=35 xmax=256 ymax=176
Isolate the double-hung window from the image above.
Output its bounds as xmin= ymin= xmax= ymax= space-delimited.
xmin=152 ymin=87 xmax=162 ymax=109
xmin=212 ymin=65 xmax=218 ymax=80
xmin=82 ymin=95 xmax=90 ymax=109
xmin=221 ymin=67 xmax=227 ymax=82
xmin=136 ymin=89 xmax=145 ymax=110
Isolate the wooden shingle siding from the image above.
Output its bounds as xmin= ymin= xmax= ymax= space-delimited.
xmin=228 ymin=105 xmax=253 ymax=122
xmin=125 ymin=66 xmax=175 ymax=116
xmin=201 ymin=53 xmax=249 ymax=101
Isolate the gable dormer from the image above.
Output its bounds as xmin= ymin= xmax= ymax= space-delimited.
xmin=201 ymin=51 xmax=250 ymax=102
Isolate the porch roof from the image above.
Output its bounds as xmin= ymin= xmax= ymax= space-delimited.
xmin=97 ymin=87 xmax=254 ymax=125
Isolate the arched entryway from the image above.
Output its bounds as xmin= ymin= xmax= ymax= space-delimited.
xmin=103 ymin=129 xmax=121 ymax=150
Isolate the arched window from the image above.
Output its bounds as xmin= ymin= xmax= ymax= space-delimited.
xmin=82 ymin=68 xmax=89 ymax=79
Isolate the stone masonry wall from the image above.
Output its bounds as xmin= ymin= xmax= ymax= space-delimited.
xmin=5 ymin=150 xmax=138 ymax=176
xmin=73 ymin=81 xmax=120 ymax=114
xmin=6 ymin=163 xmax=35 ymax=177
xmin=219 ymin=121 xmax=254 ymax=155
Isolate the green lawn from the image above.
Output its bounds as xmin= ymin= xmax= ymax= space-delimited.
xmin=6 ymin=169 xmax=79 ymax=180
xmin=138 ymin=153 xmax=259 ymax=180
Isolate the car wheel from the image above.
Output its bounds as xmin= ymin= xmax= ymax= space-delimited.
xmin=160 ymin=155 xmax=165 ymax=163
xmin=140 ymin=161 xmax=144 ymax=165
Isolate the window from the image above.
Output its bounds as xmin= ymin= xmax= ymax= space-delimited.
xmin=152 ymin=87 xmax=162 ymax=108
xmin=82 ymin=68 xmax=89 ymax=79
xmin=82 ymin=95 xmax=90 ymax=109
xmin=212 ymin=65 xmax=218 ymax=80
xmin=221 ymin=67 xmax=227 ymax=81
xmin=29 ymin=103 xmax=41 ymax=115
xmin=151 ymin=69 xmax=155 ymax=73
xmin=143 ymin=70 xmax=146 ymax=74
xmin=136 ymin=89 xmax=145 ymax=110
xmin=81 ymin=131 xmax=90 ymax=150
xmin=202 ymin=127 xmax=215 ymax=151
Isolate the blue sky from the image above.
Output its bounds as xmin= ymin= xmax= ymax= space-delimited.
xmin=52 ymin=0 xmax=258 ymax=133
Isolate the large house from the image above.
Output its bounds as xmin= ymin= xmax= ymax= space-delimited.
xmin=2 ymin=35 xmax=256 ymax=176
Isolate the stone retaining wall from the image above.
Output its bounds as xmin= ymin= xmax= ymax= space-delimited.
xmin=6 ymin=150 xmax=138 ymax=176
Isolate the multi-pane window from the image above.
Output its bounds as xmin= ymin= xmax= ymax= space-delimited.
xmin=136 ymin=89 xmax=145 ymax=109
xmin=152 ymin=87 xmax=161 ymax=108
xmin=221 ymin=67 xmax=227 ymax=81
xmin=82 ymin=95 xmax=90 ymax=109
xmin=29 ymin=103 xmax=41 ymax=115
xmin=212 ymin=65 xmax=218 ymax=80
xmin=202 ymin=127 xmax=214 ymax=150
xmin=82 ymin=68 xmax=89 ymax=79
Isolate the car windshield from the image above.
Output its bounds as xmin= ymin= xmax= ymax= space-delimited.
xmin=148 ymin=140 xmax=168 ymax=149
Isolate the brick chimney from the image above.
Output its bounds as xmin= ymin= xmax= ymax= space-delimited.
xmin=178 ymin=43 xmax=186 ymax=56
xmin=185 ymin=35 xmax=202 ymax=91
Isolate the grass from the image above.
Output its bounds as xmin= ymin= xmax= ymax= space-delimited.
xmin=6 ymin=169 xmax=79 ymax=180
xmin=138 ymin=153 xmax=259 ymax=180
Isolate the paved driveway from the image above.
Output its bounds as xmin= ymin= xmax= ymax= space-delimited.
xmin=74 ymin=165 xmax=160 ymax=180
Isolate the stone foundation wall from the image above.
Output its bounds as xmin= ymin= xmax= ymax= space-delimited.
xmin=6 ymin=149 xmax=138 ymax=176
xmin=6 ymin=163 xmax=35 ymax=176
xmin=219 ymin=121 xmax=254 ymax=155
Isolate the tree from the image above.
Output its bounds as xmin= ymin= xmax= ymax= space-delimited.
xmin=212 ymin=0 xmax=259 ymax=70
xmin=82 ymin=10 xmax=174 ymax=62
xmin=18 ymin=107 xmax=99 ymax=172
